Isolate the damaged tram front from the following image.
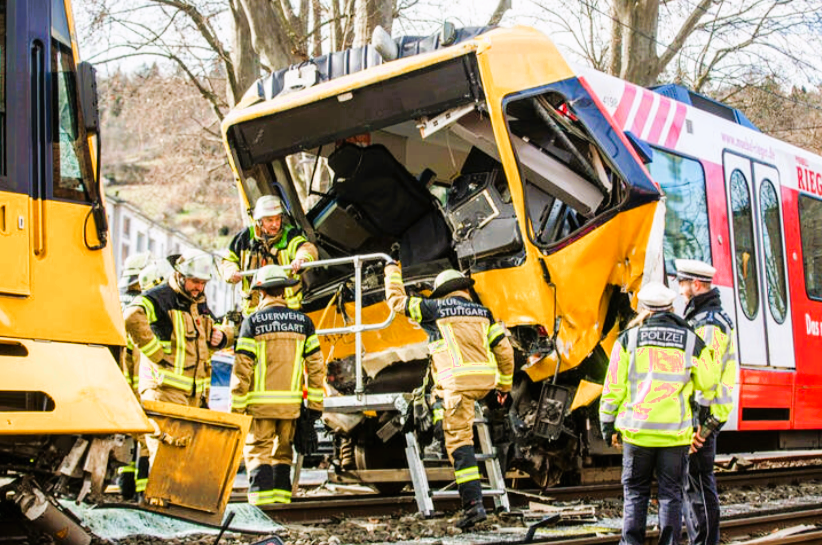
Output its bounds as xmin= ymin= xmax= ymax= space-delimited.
xmin=221 ymin=26 xmax=664 ymax=487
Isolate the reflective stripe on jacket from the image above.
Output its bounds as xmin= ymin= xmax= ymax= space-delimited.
xmin=684 ymin=289 xmax=737 ymax=423
xmin=384 ymin=264 xmax=514 ymax=393
xmin=124 ymin=274 xmax=230 ymax=397
xmin=599 ymin=312 xmax=717 ymax=448
xmin=230 ymin=297 xmax=325 ymax=419
xmin=219 ymin=224 xmax=318 ymax=313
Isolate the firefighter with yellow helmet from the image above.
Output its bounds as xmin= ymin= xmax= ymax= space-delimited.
xmin=384 ymin=263 xmax=514 ymax=529
xmin=676 ymin=259 xmax=737 ymax=545
xmin=230 ymin=265 xmax=325 ymax=506
xmin=220 ymin=195 xmax=318 ymax=313
xmin=599 ymin=282 xmax=717 ymax=545
xmin=124 ymin=249 xmax=233 ymax=462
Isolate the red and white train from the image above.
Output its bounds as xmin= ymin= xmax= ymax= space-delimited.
xmin=584 ymin=67 xmax=822 ymax=448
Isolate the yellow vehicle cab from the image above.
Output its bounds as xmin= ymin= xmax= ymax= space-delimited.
xmin=221 ymin=25 xmax=663 ymax=486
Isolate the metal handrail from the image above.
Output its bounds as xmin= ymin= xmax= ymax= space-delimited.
xmin=241 ymin=252 xmax=396 ymax=395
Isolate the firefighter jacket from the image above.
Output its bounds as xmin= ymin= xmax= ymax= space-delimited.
xmin=230 ymin=297 xmax=325 ymax=419
xmin=124 ymin=274 xmax=231 ymax=397
xmin=220 ymin=224 xmax=318 ymax=312
xmin=684 ymin=288 xmax=737 ymax=423
xmin=384 ymin=264 xmax=514 ymax=393
xmin=599 ymin=312 xmax=717 ymax=448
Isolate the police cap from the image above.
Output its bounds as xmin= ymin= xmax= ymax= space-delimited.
xmin=637 ymin=282 xmax=676 ymax=311
xmin=675 ymin=259 xmax=716 ymax=283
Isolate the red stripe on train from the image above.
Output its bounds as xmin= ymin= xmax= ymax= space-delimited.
xmin=646 ymin=97 xmax=671 ymax=144
xmin=612 ymin=84 xmax=637 ymax=128
xmin=664 ymin=102 xmax=688 ymax=148
xmin=630 ymin=90 xmax=655 ymax=136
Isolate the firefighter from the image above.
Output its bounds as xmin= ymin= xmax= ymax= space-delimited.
xmin=230 ymin=265 xmax=325 ymax=506
xmin=124 ymin=249 xmax=232 ymax=463
xmin=119 ymin=252 xmax=153 ymax=309
xmin=220 ymin=195 xmax=318 ymax=314
xmin=115 ymin=252 xmax=155 ymax=499
xmin=676 ymin=259 xmax=737 ymax=545
xmin=384 ymin=264 xmax=514 ymax=529
xmin=599 ymin=282 xmax=718 ymax=545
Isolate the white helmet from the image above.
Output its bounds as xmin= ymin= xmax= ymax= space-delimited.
xmin=174 ymin=249 xmax=213 ymax=281
xmin=253 ymin=195 xmax=284 ymax=221
xmin=139 ymin=259 xmax=174 ymax=291
xmin=119 ymin=251 xmax=153 ymax=288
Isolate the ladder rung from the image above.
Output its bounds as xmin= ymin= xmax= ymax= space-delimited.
xmin=475 ymin=453 xmax=496 ymax=461
xmin=431 ymin=488 xmax=507 ymax=499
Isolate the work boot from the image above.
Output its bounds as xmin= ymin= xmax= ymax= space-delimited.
xmin=455 ymin=501 xmax=487 ymax=530
xmin=117 ymin=465 xmax=136 ymax=500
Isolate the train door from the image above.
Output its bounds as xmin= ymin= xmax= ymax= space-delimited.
xmin=722 ymin=151 xmax=794 ymax=369
xmin=0 ymin=0 xmax=32 ymax=296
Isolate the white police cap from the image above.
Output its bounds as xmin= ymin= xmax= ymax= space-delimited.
xmin=637 ymin=281 xmax=676 ymax=311
xmin=675 ymin=259 xmax=716 ymax=283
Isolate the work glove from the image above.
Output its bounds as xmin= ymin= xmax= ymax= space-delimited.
xmin=295 ymin=405 xmax=320 ymax=455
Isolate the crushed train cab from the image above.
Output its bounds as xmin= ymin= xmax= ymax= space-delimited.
xmin=221 ymin=25 xmax=664 ymax=487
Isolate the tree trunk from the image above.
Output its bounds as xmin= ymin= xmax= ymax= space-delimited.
xmin=238 ymin=0 xmax=297 ymax=72
xmin=329 ymin=0 xmax=344 ymax=50
xmin=614 ymin=0 xmax=660 ymax=86
xmin=311 ymin=0 xmax=323 ymax=57
xmin=487 ymin=0 xmax=511 ymax=26
xmin=228 ymin=0 xmax=260 ymax=105
xmin=352 ymin=0 xmax=392 ymax=48
xmin=607 ymin=1 xmax=622 ymax=78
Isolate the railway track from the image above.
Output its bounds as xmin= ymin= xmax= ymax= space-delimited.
xmin=485 ymin=506 xmax=822 ymax=545
xmin=245 ymin=464 xmax=822 ymax=524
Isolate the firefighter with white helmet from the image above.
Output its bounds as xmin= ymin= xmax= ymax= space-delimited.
xmin=599 ymin=281 xmax=718 ymax=545
xmin=384 ymin=263 xmax=514 ymax=529
xmin=124 ymin=249 xmax=233 ymax=464
xmin=119 ymin=251 xmax=154 ymax=309
xmin=230 ymin=265 xmax=325 ymax=505
xmin=116 ymin=251 xmax=154 ymax=500
xmin=220 ymin=195 xmax=318 ymax=314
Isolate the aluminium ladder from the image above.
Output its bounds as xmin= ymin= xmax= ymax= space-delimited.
xmin=404 ymin=402 xmax=510 ymax=516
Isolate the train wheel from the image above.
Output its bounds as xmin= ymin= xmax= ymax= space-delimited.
xmin=353 ymin=421 xmax=408 ymax=495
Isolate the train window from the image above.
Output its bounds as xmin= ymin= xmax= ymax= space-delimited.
xmin=729 ymin=169 xmax=759 ymax=319
xmin=52 ymin=40 xmax=94 ymax=203
xmin=0 ymin=1 xmax=5 ymax=177
xmin=759 ymin=180 xmax=787 ymax=323
xmin=798 ymin=194 xmax=822 ymax=301
xmin=648 ymin=149 xmax=711 ymax=273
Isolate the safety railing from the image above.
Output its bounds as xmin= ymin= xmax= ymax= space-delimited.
xmin=240 ymin=253 xmax=396 ymax=397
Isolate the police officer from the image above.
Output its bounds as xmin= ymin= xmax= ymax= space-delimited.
xmin=676 ymin=259 xmax=737 ymax=545
xmin=600 ymin=282 xmax=717 ymax=545
xmin=220 ymin=195 xmax=318 ymax=314
xmin=230 ymin=265 xmax=325 ymax=506
xmin=384 ymin=264 xmax=514 ymax=529
xmin=124 ymin=249 xmax=232 ymax=462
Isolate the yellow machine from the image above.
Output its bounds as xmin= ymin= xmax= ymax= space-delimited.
xmin=0 ymin=2 xmax=247 ymax=539
xmin=221 ymin=25 xmax=664 ymax=486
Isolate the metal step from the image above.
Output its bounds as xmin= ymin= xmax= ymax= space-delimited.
xmin=430 ymin=488 xmax=507 ymax=499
